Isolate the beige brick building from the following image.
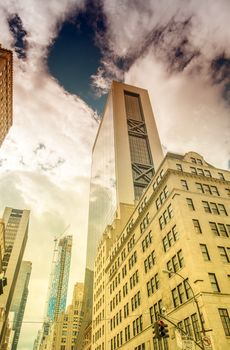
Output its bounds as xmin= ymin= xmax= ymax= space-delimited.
xmin=92 ymin=151 xmax=230 ymax=350
xmin=0 ymin=44 xmax=13 ymax=146
xmin=39 ymin=282 xmax=84 ymax=350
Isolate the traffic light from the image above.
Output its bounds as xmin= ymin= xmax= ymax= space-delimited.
xmin=158 ymin=320 xmax=169 ymax=338
xmin=152 ymin=321 xmax=160 ymax=339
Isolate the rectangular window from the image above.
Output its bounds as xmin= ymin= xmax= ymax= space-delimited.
xmin=218 ymin=246 xmax=230 ymax=263
xmin=181 ymin=180 xmax=189 ymax=190
xmin=218 ymin=204 xmax=228 ymax=216
xmin=208 ymin=273 xmax=220 ymax=292
xmin=196 ymin=182 xmax=204 ymax=193
xmin=176 ymin=164 xmax=183 ymax=171
xmin=192 ymin=219 xmax=202 ymax=233
xmin=202 ymin=201 xmax=211 ymax=213
xmin=186 ymin=198 xmax=195 ymax=211
xmin=218 ymin=308 xmax=230 ymax=336
xmin=200 ymin=244 xmax=210 ymax=261
xmin=142 ymin=231 xmax=152 ymax=252
xmin=184 ymin=317 xmax=193 ymax=337
xmin=191 ymin=313 xmax=201 ymax=340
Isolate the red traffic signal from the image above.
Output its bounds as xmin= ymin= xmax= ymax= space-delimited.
xmin=158 ymin=320 xmax=169 ymax=338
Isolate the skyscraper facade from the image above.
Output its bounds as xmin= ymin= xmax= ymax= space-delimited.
xmin=10 ymin=260 xmax=32 ymax=350
xmin=37 ymin=235 xmax=72 ymax=349
xmin=0 ymin=44 xmax=13 ymax=146
xmin=92 ymin=151 xmax=230 ymax=350
xmin=47 ymin=282 xmax=84 ymax=349
xmin=0 ymin=207 xmax=30 ymax=348
xmin=78 ymin=81 xmax=163 ymax=348
xmin=46 ymin=235 xmax=72 ymax=322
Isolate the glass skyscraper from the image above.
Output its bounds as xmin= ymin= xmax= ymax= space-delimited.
xmin=10 ymin=260 xmax=32 ymax=350
xmin=77 ymin=81 xmax=163 ymax=347
xmin=46 ymin=235 xmax=72 ymax=322
xmin=0 ymin=207 xmax=30 ymax=348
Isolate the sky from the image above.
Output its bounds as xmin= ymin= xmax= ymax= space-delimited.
xmin=0 ymin=0 xmax=230 ymax=348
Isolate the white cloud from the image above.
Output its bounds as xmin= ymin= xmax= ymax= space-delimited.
xmin=0 ymin=0 xmax=99 ymax=348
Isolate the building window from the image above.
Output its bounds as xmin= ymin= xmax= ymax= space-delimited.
xmin=146 ymin=273 xmax=159 ymax=297
xmin=181 ymin=180 xmax=189 ymax=190
xmin=140 ymin=213 xmax=150 ymax=233
xmin=167 ymin=249 xmax=184 ymax=276
xmin=195 ymin=183 xmax=219 ymax=196
xmin=208 ymin=273 xmax=220 ymax=292
xmin=171 ymin=279 xmax=192 ymax=307
xmin=155 ymin=186 xmax=169 ymax=209
xmin=162 ymin=225 xmax=179 ymax=252
xmin=130 ymin=270 xmax=139 ymax=289
xmin=209 ymin=222 xmax=229 ymax=237
xmin=124 ymin=302 xmax=129 ymax=318
xmin=218 ymin=246 xmax=230 ymax=263
xmin=131 ymin=291 xmax=141 ymax=311
xmin=200 ymin=244 xmax=210 ymax=261
xmin=133 ymin=315 xmax=143 ymax=336
xmin=135 ymin=343 xmax=145 ymax=350
xmin=142 ymin=231 xmax=152 ymax=252
xmin=192 ymin=219 xmax=202 ymax=233
xmin=159 ymin=204 xmax=173 ymax=229
xmin=186 ymin=198 xmax=195 ymax=211
xmin=124 ymin=325 xmax=130 ymax=341
xmin=184 ymin=317 xmax=193 ymax=337
xmin=218 ymin=308 xmax=230 ymax=336
xmin=149 ymin=299 xmax=163 ymax=324
xmin=144 ymin=250 xmax=156 ymax=273
xmin=203 ymin=201 xmax=228 ymax=216
xmin=128 ymin=251 xmax=137 ymax=270
xmin=191 ymin=313 xmax=201 ymax=340
xmin=176 ymin=164 xmax=183 ymax=171
xmin=218 ymin=172 xmax=225 ymax=180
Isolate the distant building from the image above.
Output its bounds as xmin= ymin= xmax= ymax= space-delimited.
xmin=38 ymin=235 xmax=72 ymax=348
xmin=92 ymin=151 xmax=230 ymax=350
xmin=78 ymin=81 xmax=164 ymax=348
xmin=51 ymin=282 xmax=84 ymax=349
xmin=0 ymin=208 xmax=30 ymax=349
xmin=10 ymin=260 xmax=32 ymax=349
xmin=0 ymin=219 xmax=5 ymax=275
xmin=0 ymin=44 xmax=13 ymax=146
xmin=46 ymin=236 xmax=72 ymax=322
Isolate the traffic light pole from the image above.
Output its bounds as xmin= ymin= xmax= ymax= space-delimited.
xmin=162 ymin=269 xmax=205 ymax=350
xmin=156 ymin=313 xmax=203 ymax=350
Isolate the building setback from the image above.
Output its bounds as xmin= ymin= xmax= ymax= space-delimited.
xmin=0 ymin=44 xmax=13 ymax=146
xmin=0 ymin=208 xmax=30 ymax=348
xmin=92 ymin=151 xmax=230 ymax=350
xmin=78 ymin=81 xmax=163 ymax=348
xmin=10 ymin=260 xmax=32 ymax=350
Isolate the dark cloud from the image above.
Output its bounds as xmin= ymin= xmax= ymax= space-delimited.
xmin=34 ymin=143 xmax=46 ymax=154
xmin=210 ymin=54 xmax=230 ymax=103
xmin=38 ymin=158 xmax=65 ymax=172
xmin=8 ymin=14 xmax=27 ymax=59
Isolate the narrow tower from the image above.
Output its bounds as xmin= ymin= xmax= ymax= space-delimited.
xmin=78 ymin=81 xmax=163 ymax=347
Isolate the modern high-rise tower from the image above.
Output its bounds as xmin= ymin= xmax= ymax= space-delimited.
xmin=37 ymin=235 xmax=72 ymax=348
xmin=0 ymin=208 xmax=30 ymax=348
xmin=0 ymin=44 xmax=13 ymax=146
xmin=10 ymin=260 xmax=32 ymax=350
xmin=46 ymin=235 xmax=72 ymax=322
xmin=78 ymin=81 xmax=164 ymax=347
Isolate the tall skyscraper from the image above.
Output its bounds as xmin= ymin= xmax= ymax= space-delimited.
xmin=0 ymin=44 xmax=13 ymax=146
xmin=10 ymin=260 xmax=32 ymax=350
xmin=0 ymin=208 xmax=30 ymax=348
xmin=78 ymin=81 xmax=164 ymax=347
xmin=46 ymin=235 xmax=72 ymax=322
xmin=38 ymin=235 xmax=72 ymax=348
xmin=92 ymin=151 xmax=230 ymax=350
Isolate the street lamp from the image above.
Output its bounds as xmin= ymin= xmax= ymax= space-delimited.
xmin=162 ymin=269 xmax=206 ymax=350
